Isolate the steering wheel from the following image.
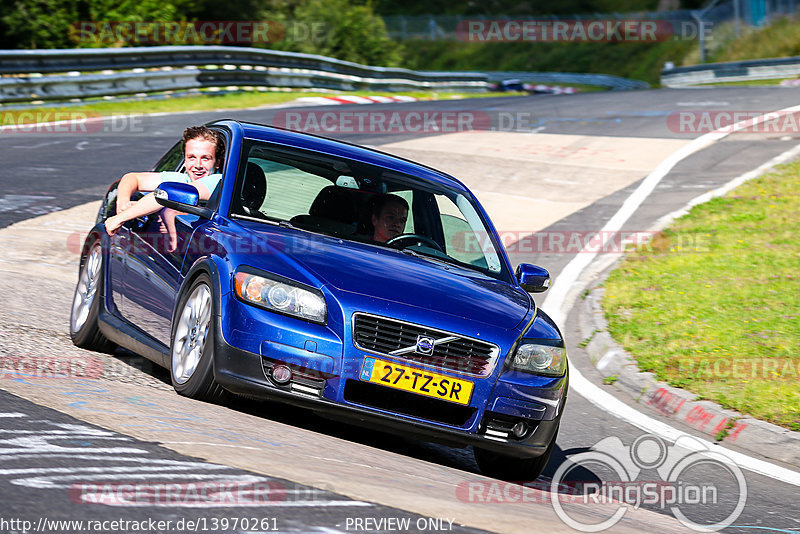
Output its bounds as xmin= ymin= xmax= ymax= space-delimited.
xmin=129 ymin=214 xmax=153 ymax=232
xmin=386 ymin=234 xmax=443 ymax=252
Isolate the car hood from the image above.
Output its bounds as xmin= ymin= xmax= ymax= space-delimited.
xmin=238 ymin=225 xmax=531 ymax=330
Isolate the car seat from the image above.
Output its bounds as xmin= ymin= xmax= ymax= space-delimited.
xmin=240 ymin=162 xmax=268 ymax=217
xmin=291 ymin=185 xmax=362 ymax=235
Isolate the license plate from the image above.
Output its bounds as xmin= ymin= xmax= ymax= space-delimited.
xmin=359 ymin=357 xmax=474 ymax=406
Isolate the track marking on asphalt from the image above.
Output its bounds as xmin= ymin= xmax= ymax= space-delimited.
xmin=542 ymin=104 xmax=800 ymax=486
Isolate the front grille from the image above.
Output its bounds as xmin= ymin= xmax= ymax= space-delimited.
xmin=352 ymin=313 xmax=499 ymax=376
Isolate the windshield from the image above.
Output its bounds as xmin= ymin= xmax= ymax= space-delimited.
xmin=228 ymin=141 xmax=506 ymax=277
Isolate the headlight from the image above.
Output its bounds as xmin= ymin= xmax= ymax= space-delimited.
xmin=234 ymin=269 xmax=326 ymax=324
xmin=511 ymin=342 xmax=567 ymax=377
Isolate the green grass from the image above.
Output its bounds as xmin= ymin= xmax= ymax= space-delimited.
xmin=0 ymin=88 xmax=529 ymax=124
xmin=398 ymin=39 xmax=695 ymax=86
xmin=393 ymin=16 xmax=800 ymax=87
xmin=603 ymin=160 xmax=800 ymax=430
xmin=695 ymin=78 xmax=791 ymax=87
xmin=708 ymin=16 xmax=800 ymax=63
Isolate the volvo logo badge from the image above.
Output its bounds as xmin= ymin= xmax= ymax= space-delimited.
xmin=416 ymin=335 xmax=435 ymax=355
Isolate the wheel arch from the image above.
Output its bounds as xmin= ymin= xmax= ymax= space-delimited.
xmin=173 ymin=255 xmax=229 ymax=328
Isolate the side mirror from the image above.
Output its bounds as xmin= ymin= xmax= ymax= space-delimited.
xmin=154 ymin=182 xmax=212 ymax=219
xmin=516 ymin=264 xmax=550 ymax=293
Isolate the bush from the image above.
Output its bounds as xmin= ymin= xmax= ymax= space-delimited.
xmin=262 ymin=0 xmax=400 ymax=66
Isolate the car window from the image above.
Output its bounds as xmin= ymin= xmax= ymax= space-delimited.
xmin=435 ymin=194 xmax=500 ymax=272
xmin=255 ymin=158 xmax=330 ymax=219
xmin=229 ymin=141 xmax=508 ymax=279
xmin=153 ymin=141 xmax=184 ymax=172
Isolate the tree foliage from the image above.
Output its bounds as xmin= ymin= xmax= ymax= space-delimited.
xmin=261 ymin=0 xmax=400 ymax=66
xmin=0 ymin=0 xmax=196 ymax=48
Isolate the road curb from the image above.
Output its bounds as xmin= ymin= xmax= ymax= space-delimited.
xmin=576 ymin=280 xmax=800 ymax=469
xmin=294 ymin=95 xmax=418 ymax=105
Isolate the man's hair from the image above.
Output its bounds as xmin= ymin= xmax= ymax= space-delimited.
xmin=182 ymin=126 xmax=225 ymax=166
xmin=371 ymin=193 xmax=409 ymax=217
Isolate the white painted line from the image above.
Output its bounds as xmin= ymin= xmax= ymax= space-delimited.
xmin=543 ymin=104 xmax=800 ymax=486
xmin=159 ymin=441 xmax=263 ymax=450
xmin=544 ymin=102 xmax=800 ymax=327
xmin=0 ymin=413 xmax=27 ymax=418
xmin=541 ymin=129 xmax=727 ymax=327
xmin=651 ymin=141 xmax=800 ymax=233
xmin=570 ymin=365 xmax=800 ymax=486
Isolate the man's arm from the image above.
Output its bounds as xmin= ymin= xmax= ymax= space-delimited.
xmin=105 ymin=192 xmax=163 ymax=235
xmin=116 ymin=172 xmax=162 ymax=212
xmin=105 ymin=181 xmax=212 ymax=236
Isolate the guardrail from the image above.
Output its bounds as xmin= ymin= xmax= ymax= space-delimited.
xmin=661 ymin=56 xmax=800 ymax=86
xmin=483 ymin=71 xmax=649 ymax=90
xmin=0 ymin=46 xmax=489 ymax=103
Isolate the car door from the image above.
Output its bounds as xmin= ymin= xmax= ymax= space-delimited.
xmin=103 ymin=182 xmax=127 ymax=318
xmin=118 ymin=141 xmax=186 ymax=347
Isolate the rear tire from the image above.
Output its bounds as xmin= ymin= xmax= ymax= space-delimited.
xmin=170 ymin=273 xmax=227 ymax=402
xmin=70 ymin=241 xmax=116 ymax=353
xmin=474 ymin=425 xmax=558 ymax=481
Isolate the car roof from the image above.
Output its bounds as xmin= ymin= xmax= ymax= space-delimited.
xmin=211 ymin=119 xmax=471 ymax=193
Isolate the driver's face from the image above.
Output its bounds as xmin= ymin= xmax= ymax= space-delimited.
xmin=372 ymin=202 xmax=408 ymax=243
xmin=184 ymin=138 xmax=217 ymax=181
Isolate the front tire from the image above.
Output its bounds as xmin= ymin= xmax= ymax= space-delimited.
xmin=70 ymin=241 xmax=116 ymax=353
xmin=474 ymin=426 xmax=558 ymax=481
xmin=170 ymin=273 xmax=226 ymax=402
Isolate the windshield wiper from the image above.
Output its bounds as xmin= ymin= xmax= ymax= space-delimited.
xmin=400 ymin=246 xmax=483 ymax=273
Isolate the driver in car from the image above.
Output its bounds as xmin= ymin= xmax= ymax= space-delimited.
xmin=370 ymin=194 xmax=408 ymax=243
xmin=104 ymin=126 xmax=223 ymax=248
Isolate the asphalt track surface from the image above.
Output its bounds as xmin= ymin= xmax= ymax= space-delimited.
xmin=1 ymin=87 xmax=800 ymax=533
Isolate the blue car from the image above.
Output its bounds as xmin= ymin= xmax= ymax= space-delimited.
xmin=70 ymin=120 xmax=568 ymax=480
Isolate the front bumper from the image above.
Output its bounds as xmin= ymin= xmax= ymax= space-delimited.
xmin=212 ymin=302 xmax=567 ymax=458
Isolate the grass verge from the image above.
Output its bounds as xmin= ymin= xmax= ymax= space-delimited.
xmin=603 ymin=160 xmax=800 ymax=430
xmin=398 ymin=39 xmax=694 ymax=86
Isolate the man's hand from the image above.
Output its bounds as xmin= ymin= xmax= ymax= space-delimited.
xmin=105 ymin=214 xmax=123 ymax=236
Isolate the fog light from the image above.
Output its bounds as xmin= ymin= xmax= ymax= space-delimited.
xmin=271 ymin=365 xmax=292 ymax=384
xmin=511 ymin=422 xmax=529 ymax=438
